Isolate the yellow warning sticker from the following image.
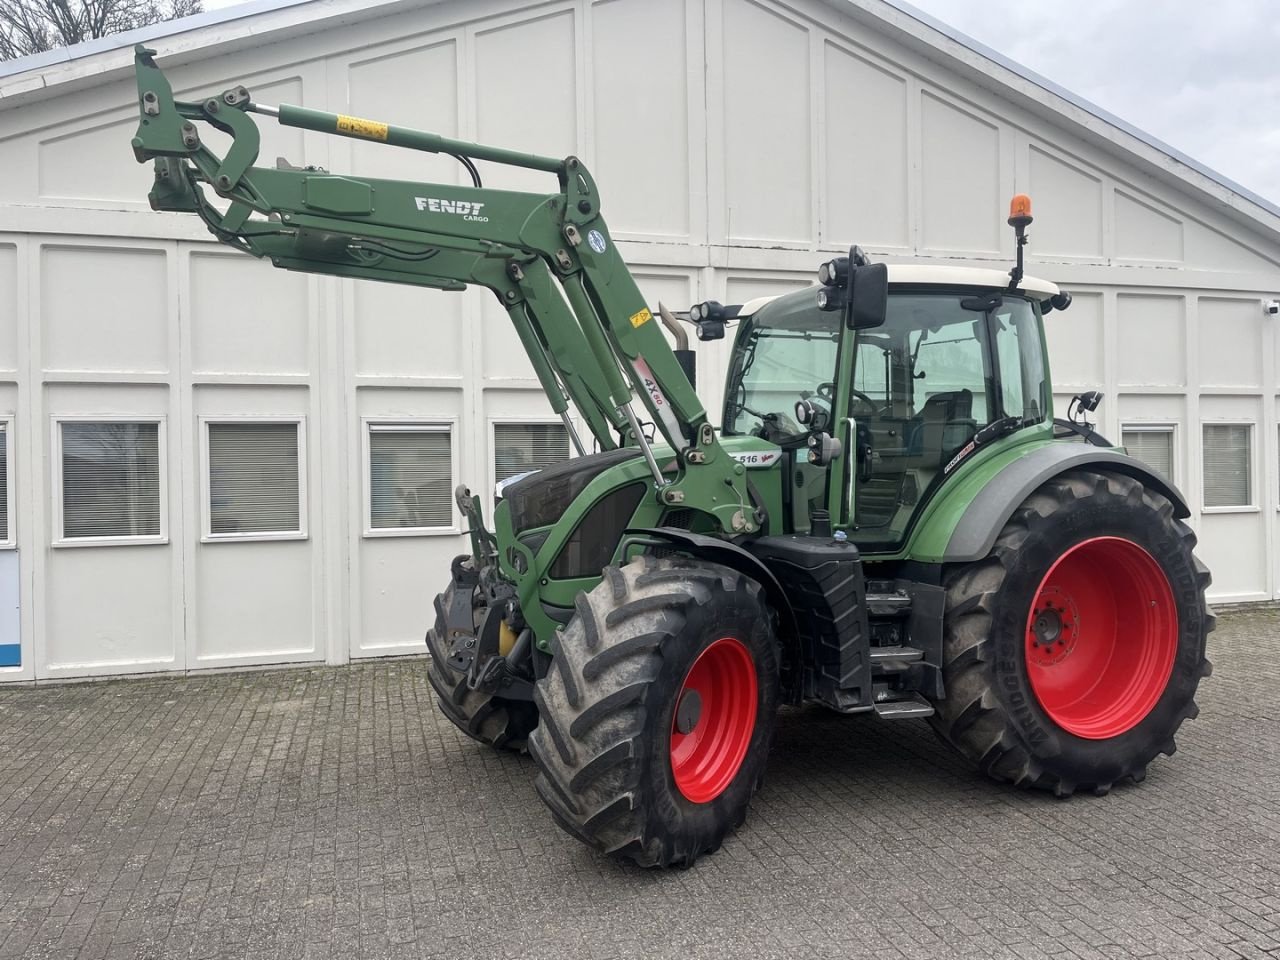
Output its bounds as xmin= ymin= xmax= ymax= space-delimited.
xmin=336 ymin=114 xmax=389 ymax=141
xmin=630 ymin=308 xmax=653 ymax=329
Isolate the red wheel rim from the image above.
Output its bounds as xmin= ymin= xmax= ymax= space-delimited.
xmin=1025 ymin=536 xmax=1178 ymax=739
xmin=670 ymin=637 xmax=758 ymax=803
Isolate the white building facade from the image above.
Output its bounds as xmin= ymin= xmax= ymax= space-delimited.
xmin=1 ymin=0 xmax=1279 ymax=681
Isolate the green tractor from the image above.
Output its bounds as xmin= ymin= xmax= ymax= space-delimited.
xmin=129 ymin=48 xmax=1213 ymax=868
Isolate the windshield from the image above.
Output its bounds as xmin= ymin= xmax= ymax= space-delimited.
xmin=722 ymin=292 xmax=839 ymax=437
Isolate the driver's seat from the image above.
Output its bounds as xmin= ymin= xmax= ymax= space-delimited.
xmin=908 ymin=389 xmax=975 ymax=464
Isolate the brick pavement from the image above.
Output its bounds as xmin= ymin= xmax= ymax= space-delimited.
xmin=0 ymin=607 xmax=1277 ymax=960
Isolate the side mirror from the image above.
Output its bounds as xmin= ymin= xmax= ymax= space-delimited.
xmin=847 ymin=262 xmax=888 ymax=330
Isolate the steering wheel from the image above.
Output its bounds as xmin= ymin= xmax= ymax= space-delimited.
xmin=816 ymin=382 xmax=878 ymax=415
xmin=847 ymin=389 xmax=881 ymax=420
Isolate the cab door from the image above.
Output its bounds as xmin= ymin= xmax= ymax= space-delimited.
xmin=842 ymin=292 xmax=998 ymax=550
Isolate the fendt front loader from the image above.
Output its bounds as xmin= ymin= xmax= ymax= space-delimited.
xmin=129 ymin=47 xmax=1213 ymax=868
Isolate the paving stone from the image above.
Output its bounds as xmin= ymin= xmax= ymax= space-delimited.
xmin=0 ymin=607 xmax=1275 ymax=959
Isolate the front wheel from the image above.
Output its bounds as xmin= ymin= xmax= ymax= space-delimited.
xmin=930 ymin=470 xmax=1213 ymax=795
xmin=529 ymin=557 xmax=779 ymax=868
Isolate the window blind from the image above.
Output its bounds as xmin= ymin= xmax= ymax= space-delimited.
xmin=1202 ymin=424 xmax=1251 ymax=508
xmin=61 ymin=422 xmax=161 ymax=539
xmin=0 ymin=426 xmax=7 ymax=542
xmin=208 ymin=422 xmax=301 ymax=535
xmin=369 ymin=428 xmax=452 ymax=529
xmin=1122 ymin=429 xmax=1174 ymax=480
xmin=494 ymin=422 xmax=570 ymax=483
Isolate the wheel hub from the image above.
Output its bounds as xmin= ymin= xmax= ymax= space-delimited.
xmin=1027 ymin=585 xmax=1079 ymax=667
xmin=675 ymin=689 xmax=703 ymax=735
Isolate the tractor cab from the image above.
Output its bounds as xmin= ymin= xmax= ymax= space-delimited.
xmin=723 ymin=265 xmax=1063 ymax=547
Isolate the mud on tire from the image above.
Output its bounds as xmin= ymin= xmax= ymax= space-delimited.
xmin=930 ymin=469 xmax=1214 ymax=796
xmin=528 ymin=556 xmax=779 ymax=868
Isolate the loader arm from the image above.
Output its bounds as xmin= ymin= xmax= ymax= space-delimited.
xmin=129 ymin=46 xmax=757 ymax=534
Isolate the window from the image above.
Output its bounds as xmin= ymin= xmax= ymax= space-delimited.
xmin=494 ymin=422 xmax=570 ymax=484
xmin=1122 ymin=426 xmax=1175 ymax=480
xmin=367 ymin=424 xmax=453 ymax=533
xmin=991 ymin=300 xmax=1047 ymax=421
xmin=1202 ymin=423 xmax=1252 ymax=508
xmin=0 ymin=423 xmax=9 ymax=545
xmin=723 ymin=297 xmax=841 ymax=436
xmin=205 ymin=421 xmax=304 ymax=539
xmin=58 ymin=420 xmax=163 ymax=542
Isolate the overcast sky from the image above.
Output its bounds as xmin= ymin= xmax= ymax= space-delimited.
xmin=200 ymin=0 xmax=1279 ymax=206
xmin=905 ymin=0 xmax=1280 ymax=205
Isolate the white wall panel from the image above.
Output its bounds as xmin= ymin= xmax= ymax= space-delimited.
xmin=1043 ymin=291 xmax=1103 ymax=390
xmin=1115 ymin=191 xmax=1183 ymax=263
xmin=41 ymin=384 xmax=178 ymax=675
xmin=352 ymin=283 xmax=465 ymax=378
xmin=1027 ymin=146 xmax=1103 ymax=259
xmin=194 ymin=542 xmax=315 ymax=661
xmin=592 ymin=0 xmax=691 ymax=238
xmin=1198 ymin=395 xmax=1265 ymax=599
xmin=1185 ymin=220 xmax=1280 ymax=273
xmin=41 ymin=246 xmax=168 ymax=373
xmin=721 ymin=0 xmax=811 ymax=243
xmin=190 ymin=385 xmax=316 ymax=664
xmin=0 ymin=245 xmax=16 ymax=372
xmin=38 ymin=112 xmax=143 ymax=204
xmin=1198 ymin=513 xmax=1266 ymax=598
xmin=1117 ymin=294 xmax=1185 ymax=387
xmin=346 ymin=42 xmax=459 ymax=184
xmin=1199 ymin=297 xmax=1262 ymax=387
xmin=920 ymin=93 xmax=1000 ymax=254
xmin=474 ymin=10 xmax=578 ymax=193
xmin=352 ymin=387 xmax=464 ymax=657
xmin=724 ymin=274 xmax=808 ymax=305
xmin=823 ymin=43 xmax=908 ymax=249
xmin=44 ymin=547 xmax=176 ymax=670
xmin=189 ymin=253 xmax=309 ymax=375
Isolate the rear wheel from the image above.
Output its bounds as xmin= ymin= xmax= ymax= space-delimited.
xmin=529 ymin=556 xmax=779 ymax=868
xmin=930 ymin=470 xmax=1213 ymax=795
xmin=425 ymin=571 xmax=538 ymax=752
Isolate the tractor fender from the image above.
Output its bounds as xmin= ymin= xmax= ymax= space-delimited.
xmin=625 ymin=527 xmax=800 ymax=644
xmin=943 ymin=445 xmax=1191 ymax=563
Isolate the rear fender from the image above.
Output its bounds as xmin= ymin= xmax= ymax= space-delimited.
xmin=934 ymin=445 xmax=1191 ymax=564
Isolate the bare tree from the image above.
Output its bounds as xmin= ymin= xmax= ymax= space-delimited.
xmin=0 ymin=0 xmax=203 ymax=62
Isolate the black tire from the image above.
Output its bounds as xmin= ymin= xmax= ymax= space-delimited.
xmin=528 ymin=556 xmax=779 ymax=868
xmin=425 ymin=577 xmax=539 ymax=752
xmin=930 ymin=469 xmax=1214 ymax=796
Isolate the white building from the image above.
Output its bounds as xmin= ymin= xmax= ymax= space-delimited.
xmin=1 ymin=0 xmax=1278 ymax=682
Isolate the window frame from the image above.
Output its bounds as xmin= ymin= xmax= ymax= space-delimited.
xmin=200 ymin=416 xmax=309 ymax=544
xmin=489 ymin=415 xmax=574 ymax=490
xmin=1200 ymin=420 xmax=1257 ymax=514
xmin=51 ymin=415 xmax=169 ymax=548
xmin=0 ymin=420 xmax=13 ymax=550
xmin=362 ymin=418 xmax=459 ymax=539
xmin=1120 ymin=422 xmax=1177 ymax=483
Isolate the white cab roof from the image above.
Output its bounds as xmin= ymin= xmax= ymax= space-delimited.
xmin=886 ymin=264 xmax=1059 ymax=297
xmin=738 ymin=265 xmax=1059 ymax=318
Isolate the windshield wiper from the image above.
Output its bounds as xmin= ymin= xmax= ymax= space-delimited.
xmin=973 ymin=415 xmax=1032 ymax=446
